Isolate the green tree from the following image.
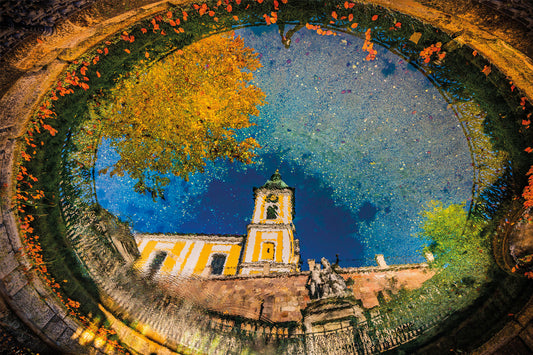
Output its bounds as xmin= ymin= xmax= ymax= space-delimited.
xmin=418 ymin=201 xmax=491 ymax=283
xmin=96 ymin=32 xmax=266 ymax=198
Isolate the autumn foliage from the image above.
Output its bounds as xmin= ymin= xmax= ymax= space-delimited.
xmin=97 ymin=33 xmax=266 ymax=198
xmin=522 ymin=166 xmax=533 ymax=208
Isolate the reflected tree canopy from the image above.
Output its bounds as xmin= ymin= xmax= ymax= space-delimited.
xmin=417 ymin=201 xmax=491 ymax=284
xmin=93 ymin=33 xmax=266 ymax=198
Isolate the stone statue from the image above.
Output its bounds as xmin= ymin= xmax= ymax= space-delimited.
xmin=307 ymin=257 xmax=348 ymax=299
xmin=307 ymin=263 xmax=323 ymax=299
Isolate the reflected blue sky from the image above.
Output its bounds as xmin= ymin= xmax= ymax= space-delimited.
xmin=95 ymin=24 xmax=473 ymax=268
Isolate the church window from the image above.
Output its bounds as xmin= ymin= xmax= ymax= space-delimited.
xmin=210 ymin=254 xmax=227 ymax=275
xmin=261 ymin=242 xmax=275 ymax=260
xmin=148 ymin=251 xmax=167 ymax=278
xmin=266 ymin=204 xmax=278 ymax=219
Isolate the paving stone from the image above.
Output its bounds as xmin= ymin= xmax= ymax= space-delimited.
xmin=11 ymin=284 xmax=55 ymax=328
xmin=3 ymin=266 xmax=28 ymax=296
xmin=43 ymin=314 xmax=67 ymax=341
xmin=57 ymin=325 xmax=87 ymax=353
xmin=0 ymin=251 xmax=19 ymax=279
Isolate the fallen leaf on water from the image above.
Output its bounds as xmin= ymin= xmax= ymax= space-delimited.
xmin=371 ymin=14 xmax=378 ymax=21
xmin=124 ymin=49 xmax=131 ymax=54
xmin=481 ymin=65 xmax=491 ymax=76
xmin=472 ymin=50 xmax=478 ymax=56
xmin=331 ymin=11 xmax=338 ymax=20
xmin=351 ymin=22 xmax=358 ymax=28
xmin=409 ymin=32 xmax=422 ymax=44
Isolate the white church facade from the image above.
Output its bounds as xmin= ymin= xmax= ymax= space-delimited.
xmin=134 ymin=170 xmax=301 ymax=278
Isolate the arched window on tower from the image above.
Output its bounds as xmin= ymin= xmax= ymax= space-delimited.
xmin=265 ymin=194 xmax=279 ymax=220
xmin=266 ymin=205 xmax=278 ymax=219
xmin=210 ymin=254 xmax=227 ymax=275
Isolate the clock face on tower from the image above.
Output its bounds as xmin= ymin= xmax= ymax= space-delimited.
xmin=266 ymin=194 xmax=279 ymax=203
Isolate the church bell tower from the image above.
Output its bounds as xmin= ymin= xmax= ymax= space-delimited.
xmin=239 ymin=170 xmax=300 ymax=275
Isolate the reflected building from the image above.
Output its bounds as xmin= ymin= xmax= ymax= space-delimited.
xmin=134 ymin=170 xmax=301 ymax=278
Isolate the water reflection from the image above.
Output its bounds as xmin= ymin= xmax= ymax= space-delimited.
xmin=96 ymin=25 xmax=473 ymax=266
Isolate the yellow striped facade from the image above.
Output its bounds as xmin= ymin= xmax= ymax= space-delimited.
xmin=134 ymin=234 xmax=243 ymax=277
xmin=133 ymin=171 xmax=300 ymax=279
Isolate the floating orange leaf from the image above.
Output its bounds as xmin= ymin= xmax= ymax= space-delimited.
xmin=96 ymin=71 xmax=101 ymax=78
xmin=481 ymin=65 xmax=491 ymax=76
xmin=42 ymin=124 xmax=58 ymax=136
xmin=145 ymin=51 xmax=150 ymax=58
xmin=472 ymin=50 xmax=478 ymax=56
xmin=36 ymin=38 xmax=43 ymax=44
xmin=331 ymin=11 xmax=338 ymax=20
xmin=124 ymin=48 xmax=131 ymax=54
xmin=348 ymin=14 xmax=353 ymax=22
xmin=167 ymin=11 xmax=173 ymax=18
xmin=233 ymin=15 xmax=239 ymax=21
xmin=350 ymin=22 xmax=358 ymax=28
xmin=104 ymin=47 xmax=109 ymax=55
xmin=141 ymin=28 xmax=147 ymax=34
xmin=371 ymin=14 xmax=378 ymax=21
xmin=227 ymin=4 xmax=232 ymax=12
xmin=209 ymin=10 xmax=215 ymax=16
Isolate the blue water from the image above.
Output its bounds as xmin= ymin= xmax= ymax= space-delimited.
xmin=95 ymin=25 xmax=473 ymax=267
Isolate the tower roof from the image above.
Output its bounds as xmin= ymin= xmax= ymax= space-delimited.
xmin=260 ymin=169 xmax=289 ymax=189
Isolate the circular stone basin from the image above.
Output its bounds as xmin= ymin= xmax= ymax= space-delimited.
xmin=9 ymin=0 xmax=533 ymax=353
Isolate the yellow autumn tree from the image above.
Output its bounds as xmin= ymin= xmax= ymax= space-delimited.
xmin=97 ymin=32 xmax=266 ymax=198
